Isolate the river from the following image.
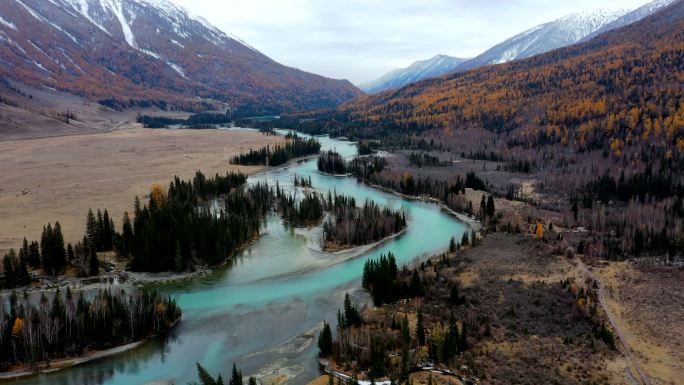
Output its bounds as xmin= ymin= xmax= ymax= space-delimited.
xmin=12 ymin=131 xmax=469 ymax=385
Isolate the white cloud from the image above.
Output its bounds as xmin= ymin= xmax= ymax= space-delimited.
xmin=172 ymin=0 xmax=655 ymax=84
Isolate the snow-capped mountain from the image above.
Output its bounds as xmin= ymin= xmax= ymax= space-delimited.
xmin=457 ymin=8 xmax=628 ymax=72
xmin=359 ymin=55 xmax=468 ymax=94
xmin=582 ymin=0 xmax=677 ymax=41
xmin=0 ymin=0 xmax=360 ymax=113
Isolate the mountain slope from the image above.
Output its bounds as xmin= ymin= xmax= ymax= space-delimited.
xmin=359 ymin=55 xmax=468 ymax=94
xmin=292 ymin=0 xmax=684 ymax=165
xmin=456 ymin=8 xmax=627 ymax=71
xmin=0 ymin=0 xmax=361 ymax=114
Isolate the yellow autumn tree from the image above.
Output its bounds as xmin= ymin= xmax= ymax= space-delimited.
xmin=535 ymin=223 xmax=545 ymax=239
xmin=150 ymin=184 xmax=166 ymax=207
xmin=11 ymin=317 xmax=24 ymax=337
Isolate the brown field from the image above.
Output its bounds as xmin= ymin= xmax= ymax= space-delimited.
xmin=0 ymin=128 xmax=283 ymax=255
xmin=594 ymin=262 xmax=684 ymax=385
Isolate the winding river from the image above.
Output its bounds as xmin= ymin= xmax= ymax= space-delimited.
xmin=12 ymin=132 xmax=469 ymax=385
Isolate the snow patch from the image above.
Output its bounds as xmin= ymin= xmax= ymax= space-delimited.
xmin=102 ymin=0 xmax=137 ymax=47
xmin=167 ymin=62 xmax=186 ymax=78
xmin=0 ymin=16 xmax=17 ymax=30
xmin=63 ymin=0 xmax=113 ymax=36
xmin=13 ymin=0 xmax=79 ymax=44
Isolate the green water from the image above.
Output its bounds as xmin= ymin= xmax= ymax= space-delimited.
xmin=13 ymin=132 xmax=468 ymax=385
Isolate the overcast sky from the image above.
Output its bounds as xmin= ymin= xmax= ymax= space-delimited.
xmin=172 ymin=0 xmax=652 ymax=84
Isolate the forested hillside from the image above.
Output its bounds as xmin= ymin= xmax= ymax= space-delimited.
xmin=270 ymin=1 xmax=684 ymax=261
xmin=0 ymin=0 xmax=360 ymax=114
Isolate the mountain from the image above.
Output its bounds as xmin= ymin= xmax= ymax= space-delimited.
xmin=288 ymin=0 xmax=683 ymax=164
xmin=0 ymin=0 xmax=361 ymax=114
xmin=582 ymin=0 xmax=677 ymax=40
xmin=456 ymin=8 xmax=627 ymax=71
xmin=359 ymin=55 xmax=468 ymax=94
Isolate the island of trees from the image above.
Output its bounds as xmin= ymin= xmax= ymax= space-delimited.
xmin=274 ymin=186 xmax=406 ymax=250
xmin=323 ymin=194 xmax=406 ymax=251
xmin=317 ymin=150 xmax=348 ymax=174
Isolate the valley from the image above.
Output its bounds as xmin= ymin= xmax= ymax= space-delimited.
xmin=0 ymin=0 xmax=682 ymax=384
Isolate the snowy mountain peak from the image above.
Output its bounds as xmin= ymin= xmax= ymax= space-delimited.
xmin=360 ymin=54 xmax=468 ymax=93
xmin=456 ymin=2 xmax=669 ymax=71
xmin=553 ymin=8 xmax=628 ymax=40
xmin=0 ymin=0 xmax=361 ymax=112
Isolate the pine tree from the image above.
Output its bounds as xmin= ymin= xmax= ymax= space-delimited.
xmin=196 ymin=362 xmax=219 ymax=385
xmin=318 ymin=321 xmax=333 ymax=357
xmin=88 ymin=247 xmax=99 ymax=276
xmin=103 ymin=209 xmax=113 ymax=251
xmin=28 ymin=241 xmax=41 ymax=268
xmin=121 ymin=211 xmax=133 ymax=258
xmin=449 ymin=236 xmax=457 ymax=253
xmin=480 ymin=195 xmax=486 ymax=218
xmin=86 ymin=209 xmax=98 ymax=249
xmin=3 ymin=251 xmax=16 ymax=289
xmin=461 ymin=232 xmax=469 ymax=247
xmin=457 ymin=324 xmax=468 ymax=353
xmin=486 ymin=195 xmax=495 ymax=218
xmin=41 ymin=224 xmax=52 ymax=273
xmin=53 ymin=222 xmax=67 ymax=273
xmin=416 ymin=308 xmax=425 ymax=346
xmin=96 ymin=209 xmax=104 ymax=250
xmin=230 ymin=363 xmax=243 ymax=385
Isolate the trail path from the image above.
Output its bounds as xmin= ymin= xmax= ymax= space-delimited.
xmin=576 ymin=261 xmax=651 ymax=385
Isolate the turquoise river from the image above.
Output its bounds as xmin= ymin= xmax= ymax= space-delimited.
xmin=12 ymin=131 xmax=469 ymax=385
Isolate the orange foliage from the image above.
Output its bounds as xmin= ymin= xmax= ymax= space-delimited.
xmin=535 ymin=223 xmax=545 ymax=239
xmin=11 ymin=317 xmax=23 ymax=337
xmin=150 ymin=184 xmax=166 ymax=207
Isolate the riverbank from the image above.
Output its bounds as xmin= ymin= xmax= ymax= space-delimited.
xmin=0 ymin=317 xmax=181 ymax=381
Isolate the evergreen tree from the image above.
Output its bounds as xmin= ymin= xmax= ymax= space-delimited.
xmin=195 ymin=363 xmax=220 ymax=385
xmin=486 ymin=195 xmax=495 ymax=218
xmin=67 ymin=243 xmax=74 ymax=262
xmin=343 ymin=293 xmax=361 ymax=327
xmin=27 ymin=241 xmax=41 ymax=268
xmin=102 ymin=209 xmax=113 ymax=251
xmin=96 ymin=209 xmax=104 ymax=250
xmin=88 ymin=246 xmax=99 ymax=276
xmin=401 ymin=315 xmax=410 ymax=379
xmin=86 ymin=209 xmax=98 ymax=249
xmin=53 ymin=222 xmax=67 ymax=272
xmin=449 ymin=236 xmax=456 ymax=253
xmin=121 ymin=211 xmax=133 ymax=258
xmin=230 ymin=363 xmax=243 ymax=385
xmin=461 ymin=232 xmax=469 ymax=247
xmin=457 ymin=324 xmax=468 ymax=353
xmin=416 ymin=309 xmax=425 ymax=346
xmin=3 ymin=250 xmax=16 ymax=289
xmin=318 ymin=321 xmax=333 ymax=357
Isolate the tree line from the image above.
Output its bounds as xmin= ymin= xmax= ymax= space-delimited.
xmin=0 ymin=288 xmax=180 ymax=368
xmin=362 ymin=252 xmax=424 ymax=306
xmin=230 ymin=134 xmax=321 ymax=167
xmin=137 ymin=112 xmax=233 ymax=129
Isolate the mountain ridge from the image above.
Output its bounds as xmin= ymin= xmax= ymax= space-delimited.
xmin=359 ymin=54 xmax=468 ymax=94
xmin=0 ymin=0 xmax=361 ymax=114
